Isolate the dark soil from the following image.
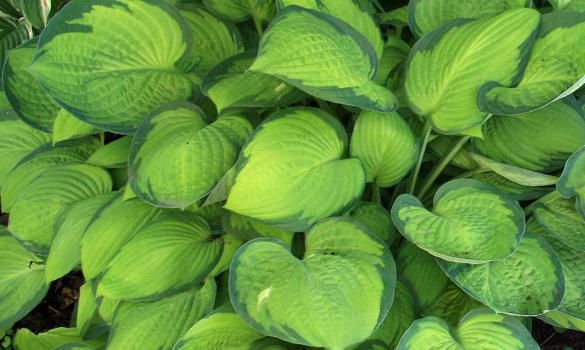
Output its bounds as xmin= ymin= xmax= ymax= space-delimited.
xmin=533 ymin=319 xmax=585 ymax=350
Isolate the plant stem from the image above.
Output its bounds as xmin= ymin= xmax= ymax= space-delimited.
xmin=253 ymin=15 xmax=264 ymax=37
xmin=417 ymin=136 xmax=471 ymax=199
xmin=99 ymin=132 xmax=105 ymax=144
xmin=406 ymin=121 xmax=432 ymax=195
xmin=372 ymin=183 xmax=381 ymax=204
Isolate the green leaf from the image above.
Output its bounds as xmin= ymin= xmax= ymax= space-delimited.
xmin=429 ymin=135 xmax=477 ymax=170
xmin=202 ymin=0 xmax=275 ymax=23
xmin=0 ymin=229 xmax=48 ymax=330
xmin=479 ymin=12 xmax=585 ymax=115
xmin=534 ymin=192 xmax=585 ymax=252
xmin=249 ymin=7 xmax=398 ymax=112
xmin=474 ymin=99 xmax=585 ymax=172
xmin=222 ymin=211 xmax=295 ymax=245
xmin=558 ymin=145 xmax=585 ymax=218
xmin=75 ymin=283 xmax=98 ymax=338
xmin=549 ymin=0 xmax=585 ymax=11
xmin=405 ymin=9 xmax=540 ymax=134
xmin=229 ymin=217 xmax=396 ymax=349
xmin=18 ymin=0 xmax=51 ymax=29
xmin=424 ymin=283 xmax=482 ymax=326
xmin=129 ymin=103 xmax=253 ymax=208
xmin=86 ymin=136 xmax=132 ymax=169
xmin=201 ymin=50 xmax=304 ymax=112
xmin=0 ymin=16 xmax=32 ymax=70
xmin=471 ymin=154 xmax=559 ymax=187
xmin=541 ymin=311 xmax=585 ymax=332
xmin=379 ymin=6 xmax=408 ymax=27
xmin=408 ymin=0 xmax=530 ymax=36
xmin=13 ymin=328 xmax=102 ymax=350
xmin=347 ymin=202 xmax=395 ymax=244
xmin=397 ymin=308 xmax=539 ymax=350
xmin=438 ymin=233 xmax=565 ymax=316
xmin=391 ymin=179 xmax=525 ymax=263
xmin=8 ymin=163 xmax=112 ymax=251
xmin=29 ymin=0 xmax=194 ymax=133
xmin=373 ymin=36 xmax=410 ymax=89
xmin=52 ymin=110 xmax=97 ymax=144
xmin=225 ymin=107 xmax=365 ymax=231
xmin=470 ymin=171 xmax=554 ymax=201
xmin=108 ymin=280 xmax=216 ymax=350
xmin=350 ymin=110 xmax=419 ymax=187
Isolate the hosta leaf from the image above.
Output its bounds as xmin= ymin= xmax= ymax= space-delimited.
xmin=474 ymin=99 xmax=585 ymax=172
xmin=438 ymin=233 xmax=564 ymax=316
xmin=249 ymin=7 xmax=398 ymax=112
xmin=29 ymin=0 xmax=194 ymax=133
xmin=548 ymin=0 xmax=585 ymax=10
xmin=0 ymin=17 xmax=32 ymax=70
xmin=347 ymin=202 xmax=394 ymax=243
xmin=405 ymin=9 xmax=540 ymax=134
xmin=86 ymin=136 xmax=132 ymax=169
xmin=429 ymin=136 xmax=477 ymax=170
xmin=558 ymin=146 xmax=585 ymax=218
xmin=470 ymin=171 xmax=553 ymax=201
xmin=479 ymin=12 xmax=585 ymax=115
xmin=98 ymin=212 xmax=223 ymax=301
xmin=0 ymin=229 xmax=48 ymax=330
xmin=81 ymin=195 xmax=161 ymax=280
xmin=397 ymin=308 xmax=539 ymax=350
xmin=391 ymin=179 xmax=525 ymax=263
xmin=229 ymin=217 xmax=396 ymax=349
xmin=18 ymin=0 xmax=51 ymax=29
xmin=350 ymin=110 xmax=419 ymax=187
xmin=471 ymin=154 xmax=559 ymax=187
xmin=129 ymin=103 xmax=253 ymax=208
xmin=8 ymin=163 xmax=112 ymax=251
xmin=225 ymin=107 xmax=365 ymax=231
xmin=52 ymin=110 xmax=97 ymax=144
xmin=75 ymin=283 xmax=98 ymax=338
xmin=541 ymin=311 xmax=585 ymax=332
xmin=108 ymin=280 xmax=216 ymax=350
xmin=424 ymin=283 xmax=482 ymax=326
xmin=374 ymin=36 xmax=410 ymax=89
xmin=379 ymin=6 xmax=408 ymax=27
xmin=202 ymin=0 xmax=275 ymax=23
xmin=408 ymin=0 xmax=530 ymax=36
xmin=45 ymin=193 xmax=116 ymax=282
xmin=201 ymin=50 xmax=304 ymax=112
xmin=534 ymin=192 xmax=585 ymax=251
xmin=222 ymin=211 xmax=295 ymax=245
xmin=13 ymin=328 xmax=102 ymax=350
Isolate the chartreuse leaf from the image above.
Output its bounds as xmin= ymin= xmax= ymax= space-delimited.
xmin=424 ymin=283 xmax=483 ymax=326
xmin=81 ymin=195 xmax=161 ymax=280
xmin=474 ymin=99 xmax=585 ymax=172
xmin=201 ymin=50 xmax=304 ymax=112
xmin=391 ymin=179 xmax=525 ymax=263
xmin=549 ymin=0 xmax=585 ymax=11
xmin=45 ymin=193 xmax=116 ymax=282
xmin=430 ymin=135 xmax=477 ymax=170
xmin=52 ymin=110 xmax=97 ymax=144
xmin=222 ymin=211 xmax=295 ymax=245
xmin=87 ymin=136 xmax=132 ymax=168
xmin=0 ymin=16 xmax=32 ymax=73
xmin=225 ymin=108 xmax=365 ymax=231
xmin=351 ymin=111 xmax=419 ymax=187
xmin=397 ymin=308 xmax=539 ymax=350
xmin=0 ymin=109 xmax=51 ymax=188
xmin=8 ymin=163 xmax=112 ymax=251
xmin=471 ymin=154 xmax=559 ymax=187
xmin=541 ymin=311 xmax=585 ymax=332
xmin=249 ymin=7 xmax=398 ymax=112
xmin=405 ymin=9 xmax=540 ymax=135
xmin=558 ymin=146 xmax=585 ymax=218
xmin=347 ymin=202 xmax=395 ymax=244
xmin=470 ymin=171 xmax=553 ymax=201
xmin=277 ymin=0 xmax=384 ymax=58
xmin=408 ymin=0 xmax=530 ymax=36
xmin=97 ymin=211 xmax=223 ymax=301
xmin=75 ymin=283 xmax=98 ymax=338
xmin=202 ymin=0 xmax=275 ymax=23
xmin=13 ymin=328 xmax=103 ymax=350
xmin=229 ymin=217 xmax=396 ymax=349
xmin=374 ymin=36 xmax=410 ymax=89
xmin=438 ymin=233 xmax=564 ymax=316
xmin=479 ymin=12 xmax=585 ymax=115
xmin=534 ymin=191 xmax=585 ymax=251
xmin=0 ymin=229 xmax=48 ymax=331
xmin=29 ymin=0 xmax=194 ymax=133
xmin=108 ymin=280 xmax=216 ymax=350
xmin=129 ymin=103 xmax=253 ymax=208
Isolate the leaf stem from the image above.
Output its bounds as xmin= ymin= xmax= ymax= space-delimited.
xmin=417 ymin=135 xmax=471 ymax=199
xmin=372 ymin=183 xmax=381 ymax=204
xmin=406 ymin=121 xmax=433 ymax=195
xmin=253 ymin=15 xmax=264 ymax=37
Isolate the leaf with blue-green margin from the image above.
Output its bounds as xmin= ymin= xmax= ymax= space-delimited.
xmin=0 ymin=16 xmax=32 ymax=71
xmin=86 ymin=136 xmax=132 ymax=169
xmin=45 ymin=193 xmax=116 ymax=282
xmin=13 ymin=328 xmax=103 ymax=350
xmin=52 ymin=110 xmax=97 ymax=144
xmin=249 ymin=7 xmax=398 ymax=112
xmin=374 ymin=35 xmax=410 ymax=89
xmin=18 ymin=0 xmax=51 ymax=29
xmin=108 ymin=280 xmax=216 ymax=350
xmin=29 ymin=0 xmax=195 ymax=134
xmin=225 ymin=107 xmax=366 ymax=231
xmin=470 ymin=171 xmax=554 ymax=201
xmin=0 ymin=109 xmax=51 ymax=188
xmin=129 ymin=103 xmax=253 ymax=208
xmin=8 ymin=163 xmax=112 ymax=252
xmin=558 ymin=145 xmax=585 ymax=218
xmin=534 ymin=191 xmax=585 ymax=251
xmin=201 ymin=50 xmax=305 ymax=112
xmin=229 ymin=217 xmax=396 ymax=349
xmin=478 ymin=12 xmax=585 ymax=115
xmin=471 ymin=154 xmax=559 ymax=187
xmin=3 ymin=37 xmax=60 ymax=131
xmin=351 ymin=110 xmax=419 ymax=187
xmin=222 ymin=211 xmax=294 ymax=245
xmin=438 ymin=233 xmax=564 ymax=316
xmin=405 ymin=9 xmax=540 ymax=135
xmin=541 ymin=311 xmax=585 ymax=332
xmin=277 ymin=0 xmax=384 ymax=58
xmin=429 ymin=136 xmax=478 ymax=170
xmin=97 ymin=211 xmax=223 ymax=301
xmin=397 ymin=308 xmax=539 ymax=350
xmin=407 ymin=0 xmax=530 ymax=37
xmin=347 ymin=202 xmax=395 ymax=244
xmin=180 ymin=6 xmax=244 ymax=77
xmin=81 ymin=194 xmax=162 ymax=280
xmin=391 ymin=179 xmax=525 ymax=263
xmin=202 ymin=0 xmax=275 ymax=23
xmin=474 ymin=99 xmax=585 ymax=172
xmin=0 ymin=228 xmax=48 ymax=331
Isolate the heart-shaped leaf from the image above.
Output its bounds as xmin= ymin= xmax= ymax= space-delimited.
xmin=534 ymin=191 xmax=585 ymax=251
xmin=438 ymin=233 xmax=565 ymax=316
xmin=397 ymin=308 xmax=539 ymax=350
xmin=225 ymin=107 xmax=365 ymax=231
xmin=558 ymin=145 xmax=585 ymax=218
xmin=405 ymin=9 xmax=539 ymax=135
xmin=347 ymin=202 xmax=395 ymax=244
xmin=202 ymin=0 xmax=275 ymax=23
xmin=229 ymin=217 xmax=396 ymax=349
xmin=129 ymin=103 xmax=253 ymax=208
xmin=391 ymin=179 xmax=525 ymax=263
